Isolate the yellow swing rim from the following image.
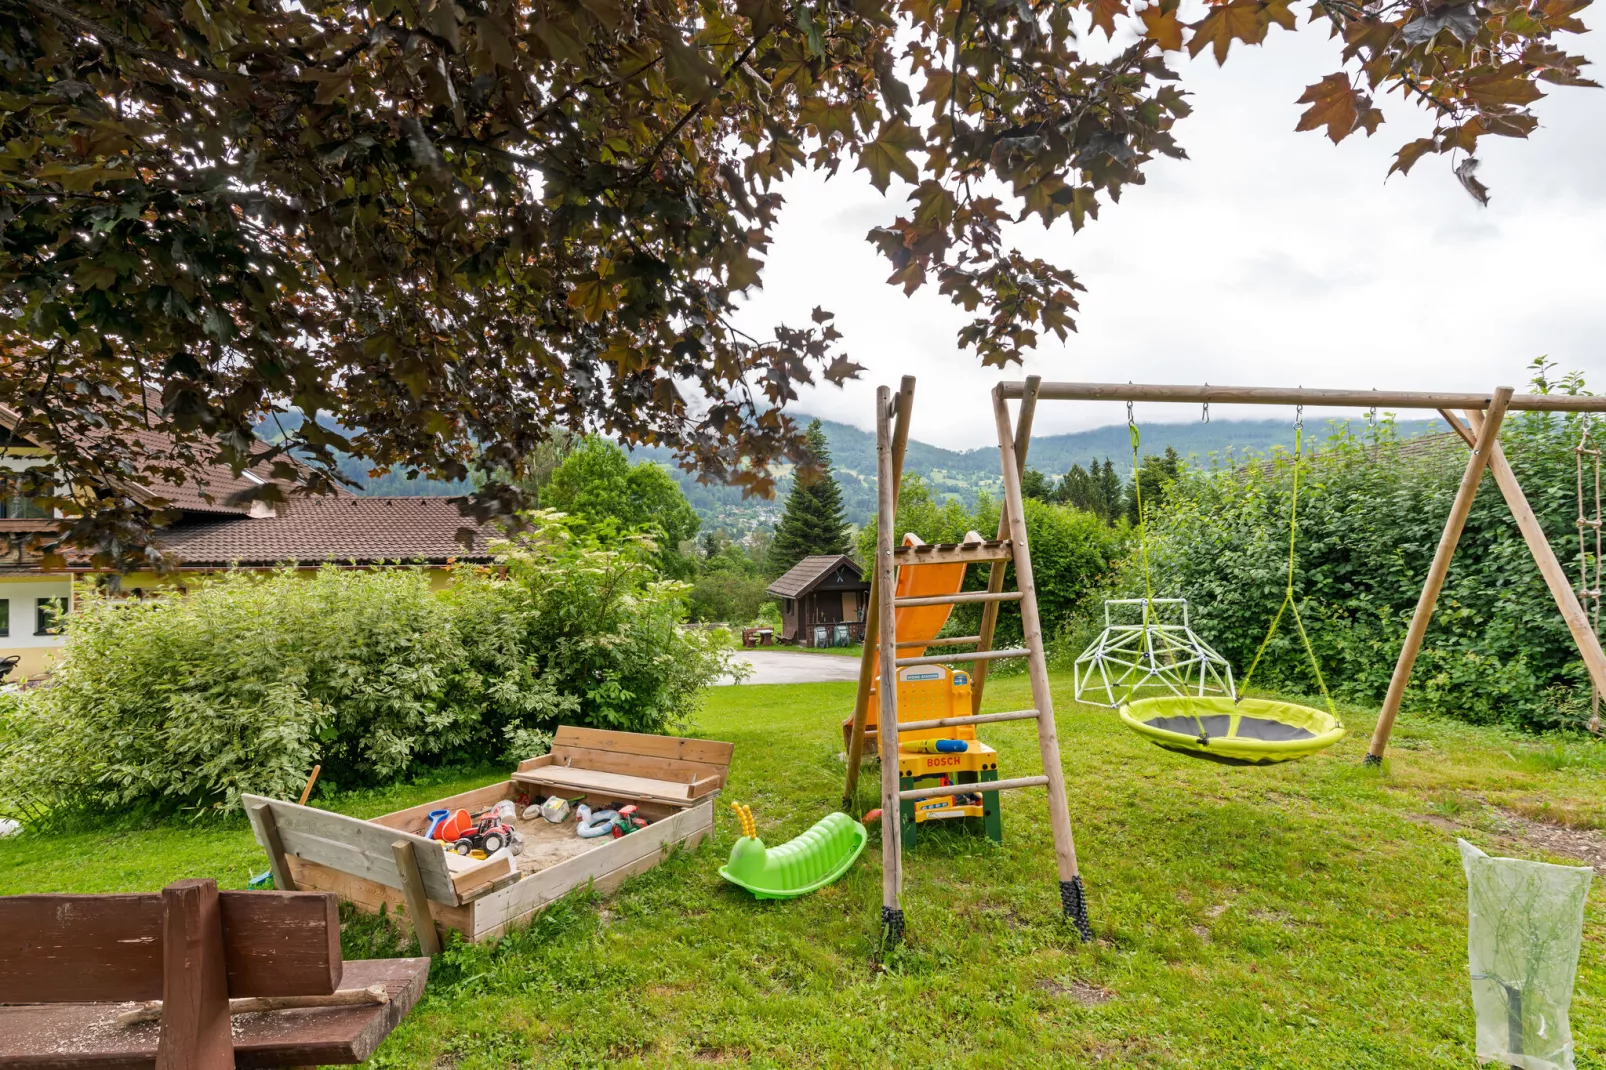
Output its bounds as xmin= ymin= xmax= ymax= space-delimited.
xmin=1119 ymin=696 xmax=1346 ymax=765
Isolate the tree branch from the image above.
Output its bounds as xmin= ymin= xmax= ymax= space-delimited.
xmin=21 ymin=0 xmax=235 ymax=84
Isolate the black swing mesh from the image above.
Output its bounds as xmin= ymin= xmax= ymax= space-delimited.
xmin=1140 ymin=713 xmax=1316 ymax=742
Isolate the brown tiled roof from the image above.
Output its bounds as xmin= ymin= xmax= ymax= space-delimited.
xmin=152 ymin=496 xmax=496 ymax=568
xmin=0 ymin=388 xmax=349 ymax=517
xmin=766 ymin=554 xmax=864 ymax=599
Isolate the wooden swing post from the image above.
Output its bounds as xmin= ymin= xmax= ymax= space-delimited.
xmin=1365 ymin=387 xmax=1513 ymax=762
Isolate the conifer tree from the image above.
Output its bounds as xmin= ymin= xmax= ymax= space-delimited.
xmin=768 ymin=421 xmax=851 ymax=577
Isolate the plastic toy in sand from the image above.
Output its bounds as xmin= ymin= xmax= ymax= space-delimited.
xmin=719 ymin=803 xmax=867 ymax=900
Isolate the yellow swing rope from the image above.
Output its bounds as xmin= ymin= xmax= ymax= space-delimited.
xmin=1123 ymin=407 xmax=1167 ymax=704
xmin=1236 ymin=407 xmax=1341 ymax=725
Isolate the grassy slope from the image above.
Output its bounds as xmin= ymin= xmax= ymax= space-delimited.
xmin=4 ymin=677 xmax=1605 ymax=1069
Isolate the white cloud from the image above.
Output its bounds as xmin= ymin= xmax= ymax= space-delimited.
xmin=732 ymin=10 xmax=1606 ymax=449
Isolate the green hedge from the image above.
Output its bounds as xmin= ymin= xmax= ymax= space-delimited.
xmin=0 ymin=513 xmax=733 ymax=816
xmin=1103 ymin=411 xmax=1600 ymax=732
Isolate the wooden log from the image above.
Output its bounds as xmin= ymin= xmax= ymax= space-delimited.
xmin=899 ymin=775 xmax=1049 ymax=802
xmin=973 ymin=375 xmax=1040 ymax=715
xmin=875 ymin=386 xmax=904 ymax=911
xmin=1463 ymin=407 xmax=1606 ymax=707
xmin=118 ymin=985 xmax=389 ymax=1027
xmin=895 ymin=708 xmax=1040 ymax=733
xmin=252 ymin=803 xmax=298 ymax=892
xmin=894 ymin=590 xmax=1023 ymax=608
xmin=844 ymin=375 xmax=915 ymax=809
xmin=1000 ymin=380 xmax=1606 ymax=412
xmin=894 ymin=648 xmax=1030 ymax=668
xmin=390 ymin=841 xmax=442 ymax=958
xmin=157 ymin=879 xmax=233 ymax=1070
xmin=1366 ymin=386 xmax=1513 ymax=762
xmin=993 ymin=385 xmax=1082 ymax=887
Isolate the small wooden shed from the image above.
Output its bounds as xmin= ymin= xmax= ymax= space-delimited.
xmin=767 ymin=554 xmax=869 ymax=647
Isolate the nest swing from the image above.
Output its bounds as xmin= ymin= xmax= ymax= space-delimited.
xmin=1083 ymin=405 xmax=1345 ymax=764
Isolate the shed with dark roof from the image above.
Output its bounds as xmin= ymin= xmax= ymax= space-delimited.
xmin=765 ymin=555 xmax=868 ymax=647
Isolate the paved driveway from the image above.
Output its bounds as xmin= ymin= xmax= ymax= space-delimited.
xmin=717 ymin=649 xmax=862 ymax=685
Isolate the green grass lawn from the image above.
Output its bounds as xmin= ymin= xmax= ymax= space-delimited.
xmin=5 ymin=674 xmax=1606 ymax=1068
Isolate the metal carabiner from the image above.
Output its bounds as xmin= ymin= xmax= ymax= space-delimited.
xmin=1202 ymin=383 xmax=1210 ymax=424
xmin=1294 ymin=403 xmax=1304 ymax=431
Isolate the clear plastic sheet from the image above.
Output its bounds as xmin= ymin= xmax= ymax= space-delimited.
xmin=1459 ymin=839 xmax=1593 ymax=1070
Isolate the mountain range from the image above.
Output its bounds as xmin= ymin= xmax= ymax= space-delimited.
xmin=634 ymin=415 xmax=1448 ymax=532
xmin=265 ymin=412 xmax=1446 ymax=532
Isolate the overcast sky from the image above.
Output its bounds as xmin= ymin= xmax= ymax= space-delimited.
xmin=730 ymin=8 xmax=1606 ymax=450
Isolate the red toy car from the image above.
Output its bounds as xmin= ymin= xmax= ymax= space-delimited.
xmin=452 ymin=813 xmax=522 ymax=856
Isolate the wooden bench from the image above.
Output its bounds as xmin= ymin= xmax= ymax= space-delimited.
xmin=0 ymin=879 xmax=427 ymax=1069
xmin=510 ymin=727 xmax=733 ymax=807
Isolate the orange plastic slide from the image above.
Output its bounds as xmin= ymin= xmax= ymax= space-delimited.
xmin=858 ymin=530 xmax=984 ymax=737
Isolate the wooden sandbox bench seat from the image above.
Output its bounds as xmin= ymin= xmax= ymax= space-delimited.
xmin=246 ymin=727 xmax=734 ymax=948
xmin=0 ymin=878 xmax=427 ymax=1069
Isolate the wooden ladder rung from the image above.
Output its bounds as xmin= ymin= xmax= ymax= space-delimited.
xmin=894 ymin=591 xmax=1023 ymax=609
xmin=895 ymin=648 xmax=1030 ymax=668
xmin=895 ymin=635 xmax=982 ymax=649
xmin=896 ymin=709 xmax=1039 ymax=733
xmin=898 ymin=775 xmax=1049 ymax=802
xmin=892 ymin=541 xmax=1014 ymax=566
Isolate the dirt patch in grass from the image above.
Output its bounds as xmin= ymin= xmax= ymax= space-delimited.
xmin=1408 ymin=805 xmax=1606 ymax=873
xmin=692 ymin=1046 xmax=750 ymax=1063
xmin=1495 ymin=809 xmax=1606 ymax=873
xmin=1038 ymin=978 xmax=1115 ymax=1005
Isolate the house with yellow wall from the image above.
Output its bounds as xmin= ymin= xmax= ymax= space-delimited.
xmin=0 ymin=403 xmax=493 ymax=680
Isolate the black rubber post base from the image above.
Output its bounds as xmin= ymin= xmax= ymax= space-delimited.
xmin=881 ymin=906 xmax=905 ymax=947
xmin=1362 ymin=753 xmax=1383 ymax=767
xmin=1061 ymin=876 xmax=1093 ymax=942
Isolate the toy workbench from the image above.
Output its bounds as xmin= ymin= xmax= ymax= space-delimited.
xmin=245 ymin=727 xmax=733 ymax=944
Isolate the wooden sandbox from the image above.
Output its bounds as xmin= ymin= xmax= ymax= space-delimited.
xmin=244 ymin=727 xmax=733 ymax=945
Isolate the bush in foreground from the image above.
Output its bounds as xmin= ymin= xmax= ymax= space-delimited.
xmin=0 ymin=514 xmax=733 ymax=816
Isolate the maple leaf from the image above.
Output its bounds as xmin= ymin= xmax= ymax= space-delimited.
xmin=1140 ymin=4 xmax=1184 ymax=50
xmin=1295 ymin=73 xmax=1361 ymax=143
xmin=1464 ymin=69 xmax=1545 ymax=107
xmin=856 ymin=122 xmax=922 ymax=191
xmin=1091 ymin=0 xmax=1129 ymax=38
xmin=1187 ymin=1 xmax=1269 ymax=65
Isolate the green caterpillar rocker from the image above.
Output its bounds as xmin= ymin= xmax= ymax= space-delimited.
xmin=719 ymin=803 xmax=867 ymax=900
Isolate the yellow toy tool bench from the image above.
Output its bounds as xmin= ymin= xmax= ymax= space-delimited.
xmin=843 ymin=531 xmax=1004 ymax=848
xmin=888 ymin=664 xmax=1002 ymax=845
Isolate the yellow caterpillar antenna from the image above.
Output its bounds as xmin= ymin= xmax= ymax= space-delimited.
xmin=730 ymin=802 xmax=757 ymax=840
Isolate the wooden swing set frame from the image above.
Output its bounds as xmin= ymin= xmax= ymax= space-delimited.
xmin=987 ymin=379 xmax=1606 ymax=762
